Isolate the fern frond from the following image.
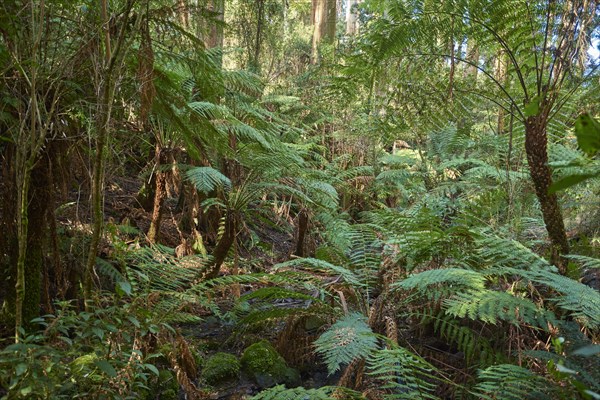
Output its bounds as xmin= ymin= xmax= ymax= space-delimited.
xmin=472 ymin=364 xmax=549 ymax=400
xmin=475 ymin=231 xmax=555 ymax=272
xmin=567 ymin=255 xmax=600 ymax=270
xmin=393 ymin=268 xmax=486 ymax=300
xmin=443 ymin=289 xmax=556 ymax=329
xmin=240 ymin=287 xmax=317 ymax=303
xmin=367 ymin=347 xmax=441 ymax=400
xmin=275 ymin=258 xmax=363 ymax=288
xmin=250 ymin=385 xmax=361 ymax=400
xmin=96 ymin=258 xmax=127 ymax=284
xmin=430 ymin=313 xmax=501 ymax=366
xmin=185 ymin=166 xmax=231 ymax=194
xmin=503 ymin=267 xmax=600 ymax=329
xmin=314 ymin=313 xmax=379 ymax=375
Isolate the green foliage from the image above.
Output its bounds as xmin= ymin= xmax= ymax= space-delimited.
xmin=240 ymin=341 xmax=300 ymax=388
xmin=0 ymin=300 xmax=164 ymax=399
xmin=250 ymin=385 xmax=359 ymax=400
xmin=202 ymin=352 xmax=240 ymax=385
xmin=472 ymin=364 xmax=549 ymax=400
xmin=444 ymin=289 xmax=555 ymax=328
xmin=367 ymin=347 xmax=441 ymax=400
xmin=186 ymin=166 xmax=232 ymax=195
xmin=575 ymin=113 xmax=600 ymax=157
xmin=314 ymin=313 xmax=379 ymax=375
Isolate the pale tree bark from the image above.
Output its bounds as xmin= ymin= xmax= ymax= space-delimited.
xmin=311 ymin=0 xmax=336 ymax=63
xmin=465 ymin=39 xmax=479 ymax=81
xmin=206 ymin=0 xmax=224 ymax=50
xmin=494 ymin=51 xmax=508 ymax=134
xmin=345 ymin=0 xmax=358 ymax=35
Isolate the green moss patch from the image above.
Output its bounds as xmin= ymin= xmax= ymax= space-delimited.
xmin=202 ymin=352 xmax=240 ymax=385
xmin=240 ymin=341 xmax=301 ymax=388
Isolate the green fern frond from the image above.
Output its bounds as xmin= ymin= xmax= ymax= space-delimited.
xmin=567 ymin=255 xmax=600 ymax=270
xmin=188 ymin=101 xmax=227 ymax=119
xmin=393 ymin=268 xmax=486 ymax=300
xmin=240 ymin=287 xmax=317 ymax=303
xmin=314 ymin=313 xmax=379 ymax=375
xmin=430 ymin=313 xmax=501 ymax=366
xmin=474 ymin=231 xmax=555 ymax=272
xmin=185 ymin=166 xmax=232 ymax=195
xmin=96 ymin=258 xmax=127 ymax=284
xmin=504 ymin=267 xmax=600 ymax=329
xmin=367 ymin=347 xmax=441 ymax=400
xmin=472 ymin=364 xmax=549 ymax=400
xmin=275 ymin=258 xmax=363 ymax=288
xmin=250 ymin=384 xmax=362 ymax=400
xmin=443 ymin=289 xmax=556 ymax=329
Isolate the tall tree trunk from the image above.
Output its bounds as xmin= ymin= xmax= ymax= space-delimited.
xmin=206 ymin=0 xmax=224 ymax=54
xmin=345 ymin=0 xmax=358 ymax=35
xmin=465 ymin=40 xmax=479 ymax=81
xmin=311 ymin=0 xmax=336 ymax=63
xmin=14 ymin=0 xmax=52 ymax=341
xmin=495 ymin=51 xmax=508 ymax=135
xmin=84 ymin=0 xmax=136 ymax=304
xmin=524 ymin=115 xmax=569 ymax=272
xmin=250 ymin=0 xmax=265 ymax=73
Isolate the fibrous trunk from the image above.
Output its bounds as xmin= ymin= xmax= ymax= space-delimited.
xmin=524 ymin=115 xmax=569 ymax=272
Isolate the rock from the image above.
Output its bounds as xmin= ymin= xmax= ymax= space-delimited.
xmin=202 ymin=352 xmax=241 ymax=385
xmin=240 ymin=341 xmax=301 ymax=388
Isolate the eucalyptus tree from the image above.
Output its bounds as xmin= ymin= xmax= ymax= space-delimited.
xmin=311 ymin=0 xmax=337 ymax=63
xmin=355 ymin=0 xmax=600 ymax=272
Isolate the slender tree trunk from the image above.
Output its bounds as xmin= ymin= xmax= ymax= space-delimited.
xmin=294 ymin=209 xmax=309 ymax=257
xmin=251 ymin=0 xmax=265 ymax=73
xmin=205 ymin=212 xmax=236 ymax=279
xmin=206 ymin=0 xmax=224 ymax=55
xmin=84 ymin=0 xmax=136 ymax=304
xmin=524 ymin=115 xmax=569 ymax=272
xmin=495 ymin=51 xmax=508 ymax=134
xmin=465 ymin=40 xmax=479 ymax=81
xmin=147 ymin=145 xmax=168 ymax=243
xmin=345 ymin=0 xmax=358 ymax=35
xmin=311 ymin=0 xmax=336 ymax=63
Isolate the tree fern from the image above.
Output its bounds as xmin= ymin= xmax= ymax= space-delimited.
xmin=314 ymin=312 xmax=379 ymax=375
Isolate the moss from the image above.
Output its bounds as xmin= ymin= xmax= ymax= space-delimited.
xmin=201 ymin=352 xmax=240 ymax=385
xmin=70 ymin=353 xmax=102 ymax=385
xmin=240 ymin=341 xmax=301 ymax=388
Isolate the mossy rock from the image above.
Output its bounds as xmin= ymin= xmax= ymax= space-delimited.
xmin=202 ymin=352 xmax=240 ymax=385
xmin=240 ymin=341 xmax=301 ymax=389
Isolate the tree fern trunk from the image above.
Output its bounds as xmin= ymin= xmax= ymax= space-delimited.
xmin=205 ymin=212 xmax=235 ymax=279
xmin=524 ymin=115 xmax=569 ymax=272
xmin=147 ymin=145 xmax=168 ymax=244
